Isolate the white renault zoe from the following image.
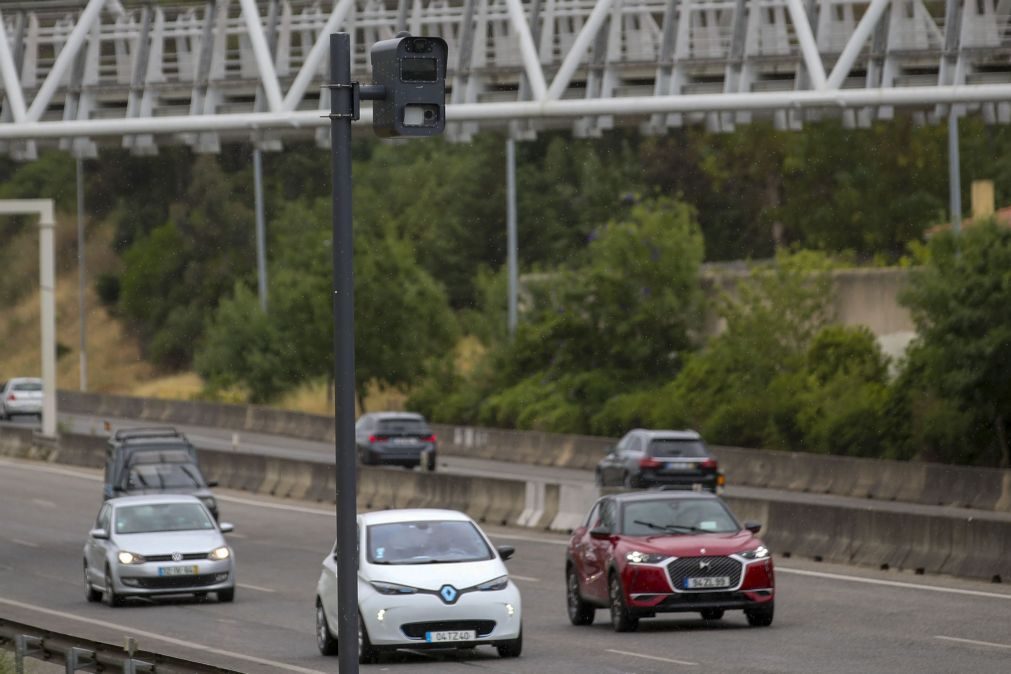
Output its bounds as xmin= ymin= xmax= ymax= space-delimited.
xmin=315 ymin=509 xmax=522 ymax=663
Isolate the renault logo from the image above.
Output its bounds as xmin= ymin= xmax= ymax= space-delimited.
xmin=439 ymin=585 xmax=458 ymax=604
xmin=171 ymin=552 xmax=183 ymax=562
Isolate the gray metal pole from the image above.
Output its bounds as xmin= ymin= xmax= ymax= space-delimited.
xmin=948 ymin=109 xmax=962 ymax=236
xmin=506 ymin=138 xmax=518 ymax=336
xmin=328 ymin=32 xmax=359 ymax=674
xmin=253 ymin=147 xmax=268 ymax=312
xmin=76 ymin=157 xmax=87 ymax=392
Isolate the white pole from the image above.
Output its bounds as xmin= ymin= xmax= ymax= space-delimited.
xmin=238 ymin=0 xmax=284 ymax=113
xmin=281 ymin=0 xmax=356 ymax=112
xmin=503 ymin=0 xmax=548 ymax=101
xmin=77 ymin=158 xmax=87 ymax=391
xmin=784 ymin=0 xmax=827 ymax=90
xmin=39 ymin=208 xmax=57 ymax=438
xmin=253 ymin=146 xmax=268 ymax=312
xmin=0 ymin=9 xmax=27 ymax=122
xmin=825 ymin=0 xmax=891 ymax=90
xmin=545 ymin=0 xmax=614 ymax=100
xmin=506 ymin=138 xmax=518 ymax=336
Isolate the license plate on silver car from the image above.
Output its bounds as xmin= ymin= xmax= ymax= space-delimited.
xmin=158 ymin=565 xmax=199 ymax=577
xmin=665 ymin=462 xmax=692 ymax=470
xmin=425 ymin=630 xmax=476 ymax=643
xmin=686 ymin=576 xmax=730 ymax=589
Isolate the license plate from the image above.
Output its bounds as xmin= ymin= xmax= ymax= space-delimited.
xmin=158 ymin=565 xmax=199 ymax=577
xmin=685 ymin=576 xmax=730 ymax=589
xmin=425 ymin=630 xmax=476 ymax=643
xmin=665 ymin=462 xmax=692 ymax=470
xmin=393 ymin=438 xmax=415 ymax=445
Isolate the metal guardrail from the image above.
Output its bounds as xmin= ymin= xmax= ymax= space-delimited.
xmin=0 ymin=617 xmax=242 ymax=674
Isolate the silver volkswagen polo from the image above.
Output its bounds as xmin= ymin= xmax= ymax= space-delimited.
xmin=83 ymin=494 xmax=236 ymax=606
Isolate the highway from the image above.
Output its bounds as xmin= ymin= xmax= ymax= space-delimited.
xmin=2 ymin=456 xmax=1010 ymax=673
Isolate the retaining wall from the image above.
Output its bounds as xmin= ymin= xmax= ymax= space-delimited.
xmin=2 ymin=426 xmax=1009 ymax=583
xmin=57 ymin=391 xmax=1011 ymax=513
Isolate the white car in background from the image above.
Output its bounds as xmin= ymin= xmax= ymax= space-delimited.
xmin=0 ymin=377 xmax=43 ymax=420
xmin=315 ymin=509 xmax=523 ymax=663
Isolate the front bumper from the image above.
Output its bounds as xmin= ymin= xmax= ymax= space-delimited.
xmin=624 ymin=556 xmax=774 ymax=613
xmin=360 ymin=584 xmax=522 ymax=648
xmin=112 ymin=559 xmax=234 ymax=596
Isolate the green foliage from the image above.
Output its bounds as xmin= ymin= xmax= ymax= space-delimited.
xmin=898 ymin=222 xmax=1011 ymax=466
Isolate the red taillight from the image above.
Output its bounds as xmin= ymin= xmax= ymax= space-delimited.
xmin=639 ymin=457 xmax=662 ymax=469
xmin=701 ymin=459 xmax=718 ymax=470
xmin=368 ymin=435 xmax=388 ymax=444
xmin=423 ymin=434 xmax=436 ymax=443
xmin=6 ymin=393 xmax=15 ymax=401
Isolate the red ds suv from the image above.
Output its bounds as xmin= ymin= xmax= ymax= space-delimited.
xmin=565 ymin=491 xmax=774 ymax=631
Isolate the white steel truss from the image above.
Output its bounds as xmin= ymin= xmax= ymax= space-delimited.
xmin=0 ymin=0 xmax=1010 ymax=154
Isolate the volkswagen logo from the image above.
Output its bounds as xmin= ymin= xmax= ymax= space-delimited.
xmin=699 ymin=560 xmax=710 ymax=570
xmin=171 ymin=552 xmax=183 ymax=562
xmin=439 ymin=585 xmax=459 ymax=604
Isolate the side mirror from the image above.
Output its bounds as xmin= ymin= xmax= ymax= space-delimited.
xmin=89 ymin=528 xmax=109 ymax=540
xmin=219 ymin=522 xmax=235 ymax=534
xmin=589 ymin=526 xmax=612 ymax=540
xmin=744 ymin=521 xmax=762 ymax=534
xmin=496 ymin=545 xmax=515 ymax=561
xmin=206 ymin=480 xmax=219 ymax=488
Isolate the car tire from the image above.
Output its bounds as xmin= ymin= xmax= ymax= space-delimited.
xmin=622 ymin=472 xmax=637 ymax=490
xmin=745 ymin=603 xmax=774 ymax=627
xmin=104 ymin=566 xmax=124 ymax=608
xmin=426 ymin=453 xmax=437 ymax=472
xmin=496 ymin=627 xmax=522 ymax=658
xmin=316 ymin=600 xmax=339 ymax=655
xmin=359 ymin=612 xmax=379 ymax=664
xmin=84 ymin=563 xmax=102 ymax=603
xmin=700 ymin=608 xmax=724 ymax=621
xmin=608 ymin=572 xmax=639 ymax=632
xmin=217 ymin=587 xmax=235 ymax=603
xmin=566 ymin=567 xmax=595 ymax=626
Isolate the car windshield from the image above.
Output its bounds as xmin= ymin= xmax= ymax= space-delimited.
xmin=127 ymin=463 xmax=205 ymax=490
xmin=377 ymin=418 xmax=428 ymax=434
xmin=367 ymin=520 xmax=493 ymax=564
xmin=647 ymin=439 xmax=707 ymax=458
xmin=114 ymin=503 xmax=215 ymax=534
xmin=12 ymin=381 xmax=42 ymax=392
xmin=622 ymin=499 xmax=739 ymax=536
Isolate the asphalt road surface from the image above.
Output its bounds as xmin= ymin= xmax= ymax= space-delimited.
xmin=2 ymin=456 xmax=1010 ymax=674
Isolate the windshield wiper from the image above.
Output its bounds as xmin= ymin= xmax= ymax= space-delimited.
xmin=633 ymin=519 xmax=703 ymax=533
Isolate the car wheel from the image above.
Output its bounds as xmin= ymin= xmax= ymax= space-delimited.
xmin=622 ymin=472 xmax=637 ymax=490
xmin=359 ymin=448 xmax=373 ymax=466
xmin=608 ymin=572 xmax=638 ymax=632
xmin=745 ymin=603 xmax=774 ymax=627
xmin=496 ymin=627 xmax=522 ymax=658
xmin=566 ymin=567 xmax=595 ymax=626
xmin=359 ymin=612 xmax=379 ymax=664
xmin=217 ymin=587 xmax=235 ymax=603
xmin=426 ymin=453 xmax=437 ymax=472
xmin=84 ymin=563 xmax=102 ymax=603
xmin=104 ymin=566 xmax=124 ymax=607
xmin=700 ymin=608 xmax=724 ymax=621
xmin=316 ymin=600 xmax=339 ymax=655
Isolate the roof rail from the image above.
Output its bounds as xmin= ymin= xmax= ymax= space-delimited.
xmin=112 ymin=427 xmax=185 ymax=442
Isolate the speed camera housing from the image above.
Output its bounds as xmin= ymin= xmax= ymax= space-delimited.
xmin=370 ymin=33 xmax=448 ymax=138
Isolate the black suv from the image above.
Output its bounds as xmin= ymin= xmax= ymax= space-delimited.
xmin=103 ymin=427 xmax=219 ymax=519
xmin=595 ymin=429 xmax=724 ymax=492
xmin=354 ymin=412 xmax=437 ymax=470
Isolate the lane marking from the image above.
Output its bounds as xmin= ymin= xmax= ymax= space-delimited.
xmin=606 ymin=648 xmax=699 ymax=667
xmin=778 ymin=567 xmax=1011 ymax=601
xmin=31 ymin=498 xmax=56 ymax=508
xmin=935 ymin=636 xmax=1011 ymax=651
xmin=11 ymin=539 xmax=39 ymax=548
xmin=510 ymin=574 xmax=540 ymax=583
xmin=216 ymin=494 xmax=335 ymax=516
xmin=226 ymin=532 xmax=247 ymax=539
xmin=0 ymin=459 xmax=101 ymax=481
xmin=0 ymin=596 xmax=325 ymax=674
xmin=238 ymin=582 xmax=276 ymax=593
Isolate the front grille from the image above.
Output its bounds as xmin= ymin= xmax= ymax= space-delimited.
xmin=667 ymin=556 xmax=742 ymax=590
xmin=401 ymin=620 xmax=496 ymax=640
xmin=144 ymin=553 xmax=208 ymax=562
xmin=127 ymin=573 xmax=222 ymax=589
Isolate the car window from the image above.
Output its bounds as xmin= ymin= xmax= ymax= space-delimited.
xmin=584 ymin=501 xmax=602 ymax=528
xmin=12 ymin=381 xmax=42 ymax=391
xmin=128 ymin=463 xmax=205 ymax=489
xmin=376 ymin=418 xmax=428 ymax=434
xmin=366 ymin=520 xmax=493 ymax=565
xmin=616 ymin=433 xmax=632 ymax=452
xmin=114 ymin=503 xmax=215 ymax=534
xmin=626 ymin=435 xmax=642 ymax=454
xmin=96 ymin=505 xmax=111 ymax=531
xmin=648 ymin=439 xmax=708 ymax=458
xmin=621 ymin=499 xmax=739 ymax=536
xmin=600 ymin=500 xmax=617 ymax=532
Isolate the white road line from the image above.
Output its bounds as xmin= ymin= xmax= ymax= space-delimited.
xmin=0 ymin=458 xmax=100 ymax=481
xmin=11 ymin=539 xmax=39 ymax=548
xmin=0 ymin=596 xmax=325 ymax=674
xmin=31 ymin=498 xmax=56 ymax=508
xmin=238 ymin=582 xmax=276 ymax=593
xmin=605 ymin=648 xmax=699 ymax=667
xmin=778 ymin=567 xmax=1011 ymax=600
xmin=510 ymin=574 xmax=540 ymax=583
xmin=216 ymin=494 xmax=335 ymax=516
xmin=935 ymin=636 xmax=1011 ymax=651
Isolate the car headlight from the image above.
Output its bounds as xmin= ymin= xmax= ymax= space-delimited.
xmin=625 ymin=551 xmax=667 ymax=564
xmin=739 ymin=545 xmax=770 ymax=560
xmin=117 ymin=551 xmax=145 ymax=565
xmin=209 ymin=546 xmax=231 ymax=561
xmin=477 ymin=575 xmax=508 ymax=591
xmin=370 ymin=581 xmax=418 ymax=595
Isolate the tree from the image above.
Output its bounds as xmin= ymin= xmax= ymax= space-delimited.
xmin=899 ymin=222 xmax=1011 ymax=467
